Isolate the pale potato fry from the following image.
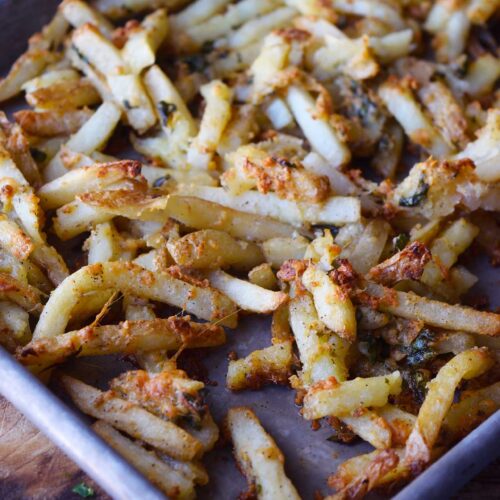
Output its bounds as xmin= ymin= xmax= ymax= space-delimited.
xmin=248 ymin=263 xmax=278 ymax=290
xmin=348 ymin=220 xmax=391 ymax=274
xmin=226 ymin=407 xmax=300 ymax=500
xmin=33 ymin=261 xmax=237 ymax=339
xmin=94 ymin=0 xmax=182 ymax=19
xmin=363 ymin=282 xmax=500 ymax=336
xmin=167 ymin=229 xmax=264 ymax=271
xmin=187 ymin=80 xmax=233 ymax=170
xmin=303 ymin=371 xmax=402 ymax=420
xmin=185 ymin=0 xmax=279 ymax=46
xmin=227 ymin=341 xmax=293 ymax=390
xmin=302 ymin=265 xmax=356 ymax=342
xmin=404 ymin=348 xmax=494 ymax=470
xmin=44 ymin=101 xmax=122 ymax=181
xmin=60 ymin=0 xmax=114 ymax=37
xmin=61 ymin=375 xmax=203 ymax=461
xmin=177 ymin=185 xmax=360 ymax=227
xmin=208 ymin=269 xmax=287 ymax=314
xmin=421 ymin=218 xmax=478 ymax=289
xmin=18 ymin=317 xmax=225 ymax=366
xmin=166 ymin=195 xmax=295 ymax=242
xmin=378 ymin=77 xmax=454 ymax=158
xmin=262 ymin=236 xmax=309 ymax=269
xmin=92 ymin=421 xmax=197 ymax=500
xmin=85 ymin=222 xmax=122 ymax=264
xmin=225 ymin=7 xmax=298 ymax=49
xmin=286 ymin=85 xmax=351 ymax=167
xmin=121 ymin=9 xmax=169 ymax=74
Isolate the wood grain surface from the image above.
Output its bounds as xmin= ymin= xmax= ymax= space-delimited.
xmin=0 ymin=396 xmax=498 ymax=499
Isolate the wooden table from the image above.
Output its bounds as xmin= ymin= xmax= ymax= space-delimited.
xmin=1 ymin=397 xmax=498 ymax=499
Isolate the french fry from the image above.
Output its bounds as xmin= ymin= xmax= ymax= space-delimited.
xmin=187 ymin=80 xmax=233 ymax=170
xmin=289 ymin=292 xmax=349 ymax=387
xmin=94 ymin=0 xmax=181 ymax=19
xmin=378 ymin=77 xmax=454 ymax=158
xmin=226 ymin=407 xmax=300 ymax=500
xmin=167 ymin=229 xmax=264 ymax=271
xmin=327 ymin=448 xmax=406 ymax=499
xmin=177 ymin=185 xmax=361 ymax=227
xmin=303 ymin=371 xmax=402 ymax=420
xmin=44 ymin=101 xmax=122 ymax=181
xmin=227 ymin=341 xmax=293 ymax=390
xmin=53 ymin=190 xmax=169 ymax=240
xmin=262 ymin=237 xmax=309 ymax=268
xmin=60 ymin=0 xmax=114 ymax=37
xmin=404 ymin=348 xmax=494 ymax=471
xmin=286 ymin=84 xmax=351 ymax=167
xmin=208 ymin=269 xmax=287 ymax=314
xmin=33 ymin=261 xmax=237 ymax=339
xmin=18 ymin=316 xmax=225 ymax=366
xmin=166 ymin=195 xmax=295 ymax=242
xmin=121 ymin=9 xmax=169 ymax=74
xmin=302 ymin=265 xmax=356 ymax=342
xmin=92 ymin=421 xmax=197 ymax=500
xmin=14 ymin=108 xmax=93 ymax=137
xmin=61 ymin=375 xmax=203 ymax=461
xmin=248 ymin=263 xmax=278 ymax=290
xmin=362 ymin=282 xmax=500 ymax=336
xmin=441 ymin=381 xmax=500 ymax=443
xmin=38 ymin=160 xmax=142 ymax=209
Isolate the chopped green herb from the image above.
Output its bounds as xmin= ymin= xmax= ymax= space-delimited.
xmin=30 ymin=148 xmax=47 ymax=163
xmin=123 ymin=99 xmax=137 ymax=110
xmin=272 ymin=156 xmax=296 ymax=169
xmin=405 ymin=368 xmax=430 ymax=404
xmin=311 ymin=224 xmax=340 ymax=236
xmin=153 ymin=176 xmax=170 ymax=188
xmin=201 ymin=40 xmax=215 ymax=54
xmin=158 ymin=101 xmax=177 ymax=125
xmin=405 ymin=328 xmax=436 ymax=366
xmin=393 ymin=233 xmax=409 ymax=252
xmin=399 ymin=177 xmax=429 ymax=207
xmin=183 ymin=54 xmax=207 ymax=73
xmin=359 ymin=335 xmax=386 ymax=364
xmin=72 ymin=482 xmax=94 ymax=498
xmin=71 ymin=44 xmax=90 ymax=65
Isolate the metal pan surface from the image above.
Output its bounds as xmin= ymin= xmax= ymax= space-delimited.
xmin=0 ymin=2 xmax=498 ymax=499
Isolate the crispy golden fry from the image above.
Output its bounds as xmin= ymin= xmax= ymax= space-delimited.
xmin=227 ymin=341 xmax=293 ymax=390
xmin=38 ymin=160 xmax=143 ymax=210
xmin=167 ymin=229 xmax=264 ymax=271
xmin=303 ymin=372 xmax=402 ymax=420
xmin=14 ymin=108 xmax=93 ymax=137
xmin=302 ymin=265 xmax=356 ymax=342
xmin=61 ymin=375 xmax=203 ymax=461
xmin=404 ymin=348 xmax=494 ymax=472
xmin=18 ymin=316 xmax=226 ymax=366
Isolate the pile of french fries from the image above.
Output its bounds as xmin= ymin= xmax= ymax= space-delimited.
xmin=1 ymin=0 xmax=499 ymax=498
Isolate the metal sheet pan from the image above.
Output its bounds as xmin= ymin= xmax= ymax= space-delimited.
xmin=0 ymin=2 xmax=498 ymax=499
